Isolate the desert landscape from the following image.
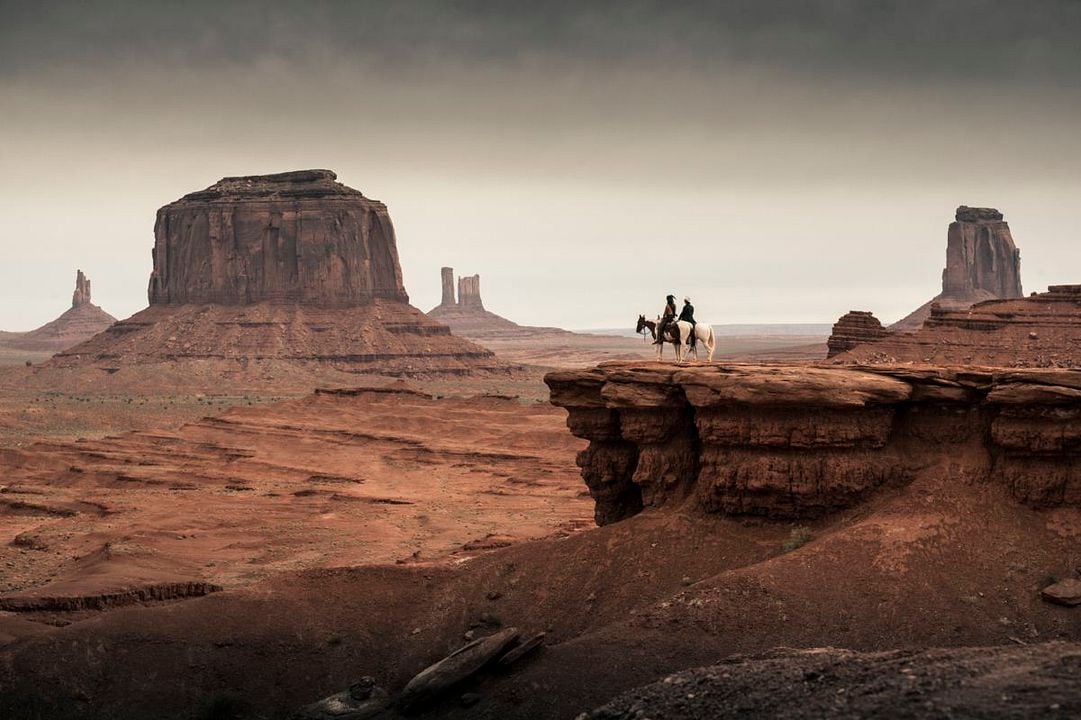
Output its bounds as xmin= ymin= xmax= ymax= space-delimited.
xmin=3 ymin=4 xmax=1081 ymax=720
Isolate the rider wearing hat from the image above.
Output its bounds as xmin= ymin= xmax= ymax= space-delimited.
xmin=679 ymin=297 xmax=697 ymax=347
xmin=655 ymin=294 xmax=677 ymax=345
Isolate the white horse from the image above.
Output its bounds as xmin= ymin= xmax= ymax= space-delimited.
xmin=670 ymin=320 xmax=716 ymax=362
xmin=636 ymin=315 xmax=716 ymax=363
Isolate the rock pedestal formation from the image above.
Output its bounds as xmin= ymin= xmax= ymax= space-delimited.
xmin=53 ymin=172 xmax=503 ymax=376
xmin=428 ymin=267 xmax=525 ymax=335
xmin=826 ymin=311 xmax=887 ymax=357
xmin=546 ymin=362 xmax=1081 ymax=524
xmin=440 ymin=267 xmax=455 ymax=307
xmin=942 ymin=206 xmax=1023 ymax=299
xmin=891 ymin=206 xmax=1023 ymax=332
xmin=0 ymin=270 xmax=116 ymax=353
xmin=457 ymin=274 xmax=483 ymax=309
xmin=72 ymin=270 xmax=92 ymax=307
xmin=147 ymin=170 xmax=407 ymax=307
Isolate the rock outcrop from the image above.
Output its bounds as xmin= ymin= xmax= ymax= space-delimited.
xmin=585 ymin=643 xmax=1081 ymax=720
xmin=546 ymin=362 xmax=1081 ymax=524
xmin=0 ymin=270 xmax=116 ymax=353
xmin=52 ymin=172 xmax=503 ymax=376
xmin=832 ymin=284 xmax=1081 ymax=367
xmin=147 ymin=170 xmax=408 ymax=306
xmin=826 ymin=311 xmax=887 ymax=357
xmin=891 ymin=206 xmax=1023 ymax=332
xmin=71 ymin=270 xmax=92 ymax=308
xmin=428 ymin=267 xmax=535 ymax=335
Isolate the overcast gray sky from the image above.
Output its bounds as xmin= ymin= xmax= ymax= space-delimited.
xmin=2 ymin=0 xmax=1080 ymax=330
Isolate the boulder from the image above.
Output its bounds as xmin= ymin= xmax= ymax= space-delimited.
xmin=1041 ymin=579 xmax=1081 ymax=607
xmin=398 ymin=628 xmax=520 ymax=711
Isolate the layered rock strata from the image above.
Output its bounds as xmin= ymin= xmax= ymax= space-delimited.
xmin=546 ymin=362 xmax=1081 ymax=524
xmin=148 ymin=170 xmax=407 ymax=306
xmin=71 ymin=270 xmax=92 ymax=307
xmin=832 ymin=285 xmax=1081 ymax=367
xmin=891 ymin=206 xmax=1023 ymax=332
xmin=826 ymin=311 xmax=887 ymax=357
xmin=428 ymin=267 xmax=539 ymax=336
xmin=53 ymin=172 xmax=502 ymax=375
xmin=0 ymin=270 xmax=116 ymax=352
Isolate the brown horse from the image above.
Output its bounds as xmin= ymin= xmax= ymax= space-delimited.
xmin=636 ymin=314 xmax=680 ymax=359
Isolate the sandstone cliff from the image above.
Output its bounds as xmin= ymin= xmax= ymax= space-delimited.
xmin=52 ymin=172 xmax=503 ymax=376
xmin=0 ymin=270 xmax=116 ymax=353
xmin=547 ymin=362 xmax=1081 ymax=524
xmin=832 ymin=284 xmax=1081 ymax=366
xmin=148 ymin=170 xmax=408 ymax=307
xmin=890 ymin=205 xmax=1023 ymax=332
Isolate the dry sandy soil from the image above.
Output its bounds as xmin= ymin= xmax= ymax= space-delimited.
xmin=0 ymin=386 xmax=590 ymax=619
xmin=5 ymin=331 xmax=1078 ymax=719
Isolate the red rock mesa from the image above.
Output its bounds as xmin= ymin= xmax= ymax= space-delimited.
xmin=53 ymin=171 xmax=501 ymax=376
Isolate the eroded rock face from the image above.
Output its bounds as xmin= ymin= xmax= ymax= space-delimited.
xmin=51 ymin=173 xmax=504 ymax=376
xmin=546 ymin=362 xmax=1081 ymax=523
xmin=72 ymin=269 xmax=91 ymax=308
xmin=889 ymin=206 xmax=1023 ymax=333
xmin=826 ymin=311 xmax=887 ymax=357
xmin=942 ymin=205 xmax=1022 ymax=299
xmin=0 ymin=270 xmax=116 ymax=352
xmin=148 ymin=170 xmax=408 ymax=307
xmin=428 ymin=266 xmax=526 ymax=336
xmin=834 ymin=285 xmax=1081 ymax=367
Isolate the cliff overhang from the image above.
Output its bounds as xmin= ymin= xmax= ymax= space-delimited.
xmin=546 ymin=362 xmax=1081 ymax=524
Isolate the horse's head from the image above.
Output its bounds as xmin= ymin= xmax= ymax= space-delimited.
xmin=635 ymin=314 xmax=647 ymax=334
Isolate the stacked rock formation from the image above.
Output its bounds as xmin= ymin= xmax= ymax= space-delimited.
xmin=54 ymin=171 xmax=501 ymax=376
xmin=428 ymin=267 xmax=534 ymax=336
xmin=826 ymin=311 xmax=888 ymax=357
xmin=832 ymin=284 xmax=1081 ymax=367
xmin=546 ymin=362 xmax=1081 ymax=524
xmin=0 ymin=270 xmax=116 ymax=352
xmin=891 ymin=206 xmax=1023 ymax=332
xmin=72 ymin=270 xmax=92 ymax=307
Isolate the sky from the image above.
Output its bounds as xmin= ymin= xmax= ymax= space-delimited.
xmin=2 ymin=0 xmax=1080 ymax=331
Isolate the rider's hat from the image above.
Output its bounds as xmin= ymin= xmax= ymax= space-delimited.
xmin=684 ymin=296 xmax=691 ymax=303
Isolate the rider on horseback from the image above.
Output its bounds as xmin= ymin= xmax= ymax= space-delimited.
xmin=654 ymin=294 xmax=677 ymax=345
xmin=679 ymin=297 xmax=697 ymax=348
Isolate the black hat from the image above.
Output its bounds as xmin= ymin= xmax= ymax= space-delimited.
xmin=666 ymin=294 xmax=675 ymax=301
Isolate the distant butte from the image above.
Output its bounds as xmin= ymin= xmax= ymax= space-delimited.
xmin=0 ymin=270 xmax=116 ymax=353
xmin=892 ymin=205 xmax=1023 ymax=332
xmin=52 ymin=171 xmax=504 ymax=376
xmin=827 ymin=205 xmax=1034 ymax=361
xmin=830 ymin=284 xmax=1081 ymax=367
xmin=427 ymin=267 xmax=536 ymax=336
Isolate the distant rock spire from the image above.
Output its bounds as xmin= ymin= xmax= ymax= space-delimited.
xmin=457 ymin=274 xmax=483 ymax=309
xmin=72 ymin=269 xmax=91 ymax=308
xmin=440 ymin=267 xmax=456 ymax=307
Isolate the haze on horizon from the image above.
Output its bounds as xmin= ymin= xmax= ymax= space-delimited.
xmin=2 ymin=0 xmax=1080 ymax=332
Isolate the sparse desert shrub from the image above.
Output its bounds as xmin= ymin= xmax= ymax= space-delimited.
xmin=782 ymin=526 xmax=813 ymax=552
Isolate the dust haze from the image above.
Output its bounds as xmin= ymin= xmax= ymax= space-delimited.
xmin=3 ymin=0 xmax=1081 ymax=330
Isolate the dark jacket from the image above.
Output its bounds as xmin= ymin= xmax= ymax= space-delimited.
xmin=679 ymin=303 xmax=695 ymax=324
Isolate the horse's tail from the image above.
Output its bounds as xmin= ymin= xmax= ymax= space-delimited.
xmin=704 ymin=325 xmax=716 ymax=362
